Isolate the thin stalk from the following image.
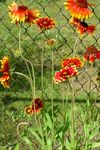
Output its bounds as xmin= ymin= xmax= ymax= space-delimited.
xmin=71 ymin=78 xmax=75 ymax=148
xmin=51 ymin=49 xmax=54 ymax=144
xmin=18 ymin=27 xmax=36 ymax=99
xmin=41 ymin=48 xmax=44 ymax=98
xmin=38 ymin=116 xmax=46 ymax=149
xmin=73 ymin=35 xmax=79 ymax=58
xmin=70 ymin=34 xmax=79 ymax=148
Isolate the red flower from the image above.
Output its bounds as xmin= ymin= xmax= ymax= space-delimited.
xmin=54 ymin=71 xmax=67 ymax=84
xmin=9 ymin=2 xmax=27 ymax=23
xmin=25 ymin=9 xmax=39 ymax=24
xmin=32 ymin=98 xmax=43 ymax=113
xmin=77 ymin=22 xmax=95 ymax=35
xmin=0 ymin=73 xmax=10 ymax=88
xmin=25 ymin=98 xmax=43 ymax=115
xmin=69 ymin=17 xmax=80 ymax=27
xmin=61 ymin=66 xmax=78 ymax=77
xmin=0 ymin=56 xmax=10 ymax=88
xmin=8 ymin=2 xmax=39 ymax=24
xmin=36 ymin=17 xmax=55 ymax=30
xmin=54 ymin=66 xmax=78 ymax=84
xmin=62 ymin=57 xmax=83 ymax=68
xmin=84 ymin=46 xmax=100 ymax=63
xmin=69 ymin=18 xmax=96 ymax=35
xmin=64 ymin=0 xmax=94 ymax=20
xmin=0 ymin=56 xmax=9 ymax=73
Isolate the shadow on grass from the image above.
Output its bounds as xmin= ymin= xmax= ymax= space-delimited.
xmin=1 ymin=93 xmax=100 ymax=106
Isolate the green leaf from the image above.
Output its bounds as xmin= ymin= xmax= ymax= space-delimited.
xmin=92 ymin=142 xmax=100 ymax=148
xmin=29 ymin=128 xmax=43 ymax=145
xmin=65 ymin=139 xmax=71 ymax=150
xmin=89 ymin=128 xmax=99 ymax=140
xmin=46 ymin=138 xmax=52 ymax=150
xmin=15 ymin=144 xmax=19 ymax=150
xmin=22 ymin=136 xmax=33 ymax=150
xmin=45 ymin=113 xmax=53 ymax=129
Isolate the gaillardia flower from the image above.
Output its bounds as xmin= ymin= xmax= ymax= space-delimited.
xmin=54 ymin=57 xmax=83 ymax=84
xmin=84 ymin=46 xmax=100 ymax=63
xmin=69 ymin=18 xmax=96 ymax=35
xmin=32 ymin=98 xmax=43 ymax=113
xmin=25 ymin=98 xmax=43 ymax=115
xmin=62 ymin=57 xmax=83 ymax=68
xmin=64 ymin=0 xmax=93 ymax=20
xmin=54 ymin=66 xmax=78 ymax=84
xmin=36 ymin=17 xmax=55 ymax=30
xmin=0 ymin=73 xmax=10 ymax=88
xmin=9 ymin=2 xmax=28 ymax=23
xmin=0 ymin=56 xmax=9 ymax=73
xmin=54 ymin=71 xmax=67 ymax=84
xmin=25 ymin=9 xmax=39 ymax=24
xmin=0 ymin=56 xmax=10 ymax=88
xmin=77 ymin=22 xmax=95 ymax=35
xmin=8 ymin=2 xmax=39 ymax=24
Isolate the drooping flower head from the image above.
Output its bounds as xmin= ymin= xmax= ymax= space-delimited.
xmin=25 ymin=98 xmax=43 ymax=115
xmin=69 ymin=18 xmax=96 ymax=35
xmin=8 ymin=2 xmax=39 ymax=24
xmin=62 ymin=57 xmax=83 ymax=68
xmin=64 ymin=0 xmax=94 ymax=20
xmin=84 ymin=46 xmax=100 ymax=63
xmin=36 ymin=17 xmax=55 ymax=30
xmin=25 ymin=106 xmax=33 ymax=115
xmin=77 ymin=22 xmax=95 ymax=35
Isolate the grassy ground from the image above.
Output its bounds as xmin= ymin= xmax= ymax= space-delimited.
xmin=0 ymin=0 xmax=100 ymax=149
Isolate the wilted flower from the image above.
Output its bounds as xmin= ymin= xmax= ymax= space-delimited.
xmin=25 ymin=106 xmax=33 ymax=115
xmin=64 ymin=0 xmax=93 ymax=20
xmin=62 ymin=57 xmax=83 ymax=68
xmin=25 ymin=98 xmax=43 ymax=114
xmin=36 ymin=17 xmax=55 ymax=30
xmin=8 ymin=1 xmax=39 ymax=24
xmin=45 ymin=38 xmax=56 ymax=45
xmin=84 ymin=46 xmax=100 ymax=63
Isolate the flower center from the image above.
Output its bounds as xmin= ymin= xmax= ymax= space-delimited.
xmin=76 ymin=0 xmax=88 ymax=7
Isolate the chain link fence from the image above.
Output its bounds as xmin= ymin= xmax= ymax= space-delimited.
xmin=0 ymin=0 xmax=100 ymax=101
xmin=0 ymin=0 xmax=100 ymax=148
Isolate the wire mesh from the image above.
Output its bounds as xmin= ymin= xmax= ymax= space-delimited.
xmin=0 ymin=0 xmax=100 ymax=100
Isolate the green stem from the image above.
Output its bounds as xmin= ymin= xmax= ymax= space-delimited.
xmin=18 ymin=27 xmax=36 ymax=99
xmin=73 ymin=35 xmax=79 ymax=58
xmin=71 ymin=78 xmax=75 ymax=148
xmin=41 ymin=48 xmax=44 ymax=98
xmin=70 ymin=34 xmax=79 ymax=148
